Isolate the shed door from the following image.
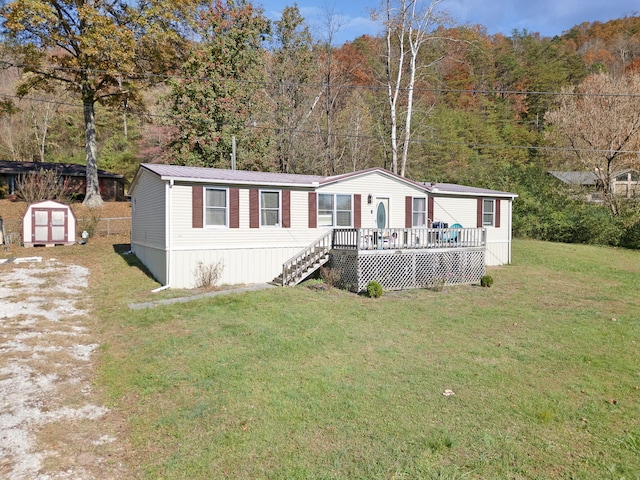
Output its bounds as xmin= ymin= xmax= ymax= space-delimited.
xmin=33 ymin=208 xmax=68 ymax=243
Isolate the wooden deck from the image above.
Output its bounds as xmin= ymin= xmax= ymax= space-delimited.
xmin=332 ymin=227 xmax=486 ymax=251
xmin=277 ymin=227 xmax=487 ymax=290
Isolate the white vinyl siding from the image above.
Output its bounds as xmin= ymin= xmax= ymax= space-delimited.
xmin=317 ymin=173 xmax=425 ymax=229
xmin=169 ymin=185 xmax=318 ymax=250
xmin=431 ymin=197 xmax=476 ymax=228
xmin=130 ymin=170 xmax=166 ymax=248
xmin=205 ymin=188 xmax=227 ymax=227
xmin=131 ymin=244 xmax=167 ymax=286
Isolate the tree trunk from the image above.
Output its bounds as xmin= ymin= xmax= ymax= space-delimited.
xmin=400 ymin=48 xmax=417 ymax=178
xmin=82 ymin=96 xmax=103 ymax=207
xmin=385 ymin=0 xmax=402 ymax=175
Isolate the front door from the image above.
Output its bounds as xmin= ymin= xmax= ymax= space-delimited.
xmin=32 ymin=208 xmax=68 ymax=243
xmin=375 ymin=197 xmax=390 ymax=229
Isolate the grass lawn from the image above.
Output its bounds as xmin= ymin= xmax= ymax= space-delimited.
xmin=89 ymin=239 xmax=640 ymax=479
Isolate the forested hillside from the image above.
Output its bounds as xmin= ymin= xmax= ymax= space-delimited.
xmin=1 ymin=1 xmax=640 ymax=245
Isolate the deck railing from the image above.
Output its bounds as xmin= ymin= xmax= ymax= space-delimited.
xmin=332 ymin=227 xmax=486 ymax=251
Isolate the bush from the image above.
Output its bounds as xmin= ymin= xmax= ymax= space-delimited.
xmin=77 ymin=207 xmax=101 ymax=238
xmin=366 ymin=280 xmax=383 ymax=298
xmin=620 ymin=217 xmax=640 ymax=249
xmin=428 ymin=277 xmax=446 ymax=292
xmin=194 ymin=260 xmax=224 ymax=289
xmin=480 ymin=275 xmax=494 ymax=288
xmin=16 ymin=168 xmax=72 ymax=203
xmin=320 ymin=266 xmax=340 ymax=289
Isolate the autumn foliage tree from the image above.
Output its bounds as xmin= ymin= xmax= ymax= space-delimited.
xmin=1 ymin=0 xmax=202 ymax=206
xmin=545 ymin=73 xmax=640 ymax=215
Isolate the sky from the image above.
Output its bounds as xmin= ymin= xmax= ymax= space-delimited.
xmin=258 ymin=0 xmax=638 ymax=45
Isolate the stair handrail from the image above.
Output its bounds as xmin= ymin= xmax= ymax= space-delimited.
xmin=282 ymin=230 xmax=333 ymax=286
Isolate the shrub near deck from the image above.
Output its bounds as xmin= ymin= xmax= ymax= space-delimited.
xmin=97 ymin=239 xmax=640 ymax=479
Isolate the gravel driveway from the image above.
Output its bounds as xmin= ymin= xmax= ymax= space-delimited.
xmin=0 ymin=258 xmax=129 ymax=479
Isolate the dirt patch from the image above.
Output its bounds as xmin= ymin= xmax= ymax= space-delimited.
xmin=0 ymin=258 xmax=130 ymax=479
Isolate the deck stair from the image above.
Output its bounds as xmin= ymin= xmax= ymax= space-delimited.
xmin=274 ymin=231 xmax=332 ymax=286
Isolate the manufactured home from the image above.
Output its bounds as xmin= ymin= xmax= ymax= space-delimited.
xmin=129 ymin=164 xmax=517 ymax=291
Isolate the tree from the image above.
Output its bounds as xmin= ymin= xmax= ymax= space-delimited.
xmin=266 ymin=4 xmax=317 ymax=173
xmin=168 ymin=0 xmax=273 ymax=170
xmin=382 ymin=0 xmax=448 ymax=177
xmin=334 ymin=89 xmax=377 ymax=172
xmin=317 ymin=3 xmax=344 ymax=175
xmin=1 ymin=0 xmax=202 ymax=206
xmin=545 ymin=73 xmax=640 ymax=215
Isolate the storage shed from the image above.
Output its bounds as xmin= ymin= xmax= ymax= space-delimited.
xmin=23 ymin=200 xmax=76 ymax=247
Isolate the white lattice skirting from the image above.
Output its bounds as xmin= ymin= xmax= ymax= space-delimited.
xmin=331 ymin=248 xmax=486 ymax=293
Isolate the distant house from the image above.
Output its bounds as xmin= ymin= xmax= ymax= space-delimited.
xmin=129 ymin=164 xmax=517 ymax=291
xmin=0 ymin=160 xmax=126 ymax=201
xmin=611 ymin=170 xmax=639 ymax=198
xmin=549 ymin=169 xmax=639 ymax=202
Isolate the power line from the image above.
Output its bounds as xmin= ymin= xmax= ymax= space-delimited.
xmin=3 ymin=62 xmax=640 ymax=98
xmin=0 ymin=87 xmax=639 ymax=157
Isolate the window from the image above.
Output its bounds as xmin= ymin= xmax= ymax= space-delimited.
xmin=205 ymin=188 xmax=227 ymax=226
xmin=318 ymin=193 xmax=352 ymax=227
xmin=261 ymin=190 xmax=280 ymax=226
xmin=482 ymin=199 xmax=495 ymax=226
xmin=616 ymin=173 xmax=629 ymax=182
xmin=412 ymin=197 xmax=427 ymax=227
xmin=616 ymin=172 xmax=639 ymax=182
xmin=7 ymin=175 xmax=17 ymax=195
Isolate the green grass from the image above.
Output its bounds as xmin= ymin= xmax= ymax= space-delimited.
xmin=92 ymin=239 xmax=640 ymax=479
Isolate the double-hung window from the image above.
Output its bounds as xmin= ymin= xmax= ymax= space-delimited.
xmin=318 ymin=193 xmax=352 ymax=227
xmin=261 ymin=190 xmax=281 ymax=227
xmin=412 ymin=197 xmax=427 ymax=227
xmin=482 ymin=199 xmax=495 ymax=226
xmin=205 ymin=188 xmax=227 ymax=227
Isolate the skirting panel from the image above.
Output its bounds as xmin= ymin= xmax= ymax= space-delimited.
xmin=331 ymin=248 xmax=486 ymax=292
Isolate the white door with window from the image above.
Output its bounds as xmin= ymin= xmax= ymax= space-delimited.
xmin=375 ymin=197 xmax=390 ymax=229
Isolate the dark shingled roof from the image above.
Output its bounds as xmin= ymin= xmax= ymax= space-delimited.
xmin=0 ymin=160 xmax=124 ymax=179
